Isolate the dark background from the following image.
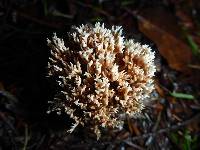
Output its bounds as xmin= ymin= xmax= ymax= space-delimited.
xmin=0 ymin=0 xmax=200 ymax=149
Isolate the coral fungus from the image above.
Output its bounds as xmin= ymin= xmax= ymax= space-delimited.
xmin=47 ymin=22 xmax=156 ymax=138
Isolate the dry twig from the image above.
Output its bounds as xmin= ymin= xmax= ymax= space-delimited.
xmin=126 ymin=113 xmax=200 ymax=141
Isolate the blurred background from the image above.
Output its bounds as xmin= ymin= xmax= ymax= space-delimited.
xmin=0 ymin=0 xmax=200 ymax=149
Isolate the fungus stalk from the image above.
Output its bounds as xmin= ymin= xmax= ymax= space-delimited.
xmin=47 ymin=22 xmax=156 ymax=139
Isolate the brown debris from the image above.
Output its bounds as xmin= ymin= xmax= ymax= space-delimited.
xmin=137 ymin=8 xmax=193 ymax=72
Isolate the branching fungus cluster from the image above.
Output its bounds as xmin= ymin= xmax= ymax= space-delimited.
xmin=47 ymin=22 xmax=156 ymax=138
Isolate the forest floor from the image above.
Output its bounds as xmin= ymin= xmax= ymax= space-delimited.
xmin=0 ymin=0 xmax=200 ymax=149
